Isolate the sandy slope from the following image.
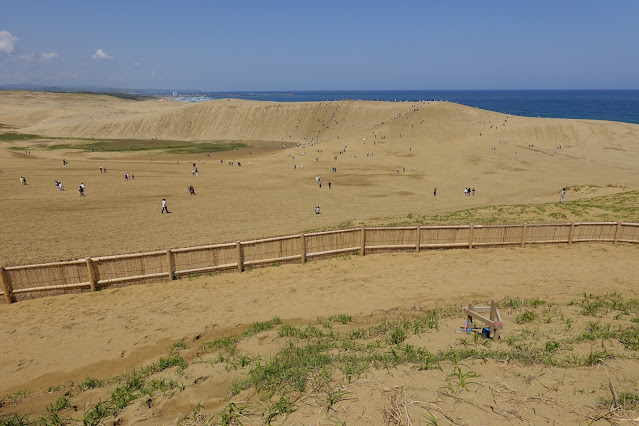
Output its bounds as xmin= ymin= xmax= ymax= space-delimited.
xmin=0 ymin=244 xmax=636 ymax=391
xmin=1 ymin=92 xmax=638 ymax=266
xmin=1 ymin=91 xmax=639 ymax=423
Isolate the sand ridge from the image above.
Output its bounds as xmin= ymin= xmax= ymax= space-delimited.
xmin=1 ymin=92 xmax=638 ymax=266
xmin=1 ymin=91 xmax=639 ymax=423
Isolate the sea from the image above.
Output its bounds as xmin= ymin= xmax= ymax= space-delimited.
xmin=166 ymin=90 xmax=639 ymax=125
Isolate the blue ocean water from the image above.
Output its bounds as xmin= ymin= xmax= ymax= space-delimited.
xmin=169 ymin=90 xmax=639 ymax=125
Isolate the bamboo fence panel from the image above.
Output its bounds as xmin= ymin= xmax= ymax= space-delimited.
xmin=420 ymin=226 xmax=470 ymax=247
xmin=619 ymin=223 xmax=639 ymax=243
xmin=525 ymin=224 xmax=571 ymax=244
xmin=472 ymin=225 xmax=524 ymax=246
xmin=365 ymin=227 xmax=418 ymax=250
xmin=4 ymin=261 xmax=88 ymax=301
xmin=242 ymin=235 xmax=302 ymax=266
xmin=94 ymin=252 xmax=167 ymax=286
xmin=572 ymin=222 xmax=617 ymax=242
xmin=172 ymin=243 xmax=237 ymax=275
xmin=305 ymin=229 xmax=360 ymax=257
xmin=2 ymin=222 xmax=638 ymax=304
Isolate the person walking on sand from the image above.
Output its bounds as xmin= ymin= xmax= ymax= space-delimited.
xmin=560 ymin=188 xmax=566 ymax=203
xmin=434 ymin=187 xmax=437 ymax=196
xmin=161 ymin=198 xmax=170 ymax=214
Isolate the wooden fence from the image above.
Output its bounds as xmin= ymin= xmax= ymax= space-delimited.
xmin=2 ymin=222 xmax=638 ymax=304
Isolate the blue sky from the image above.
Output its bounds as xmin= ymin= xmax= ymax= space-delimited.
xmin=0 ymin=0 xmax=638 ymax=90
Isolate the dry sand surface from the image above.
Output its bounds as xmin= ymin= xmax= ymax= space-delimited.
xmin=1 ymin=244 xmax=639 ymax=424
xmin=1 ymin=91 xmax=638 ymax=265
xmin=2 ymin=91 xmax=639 ymax=424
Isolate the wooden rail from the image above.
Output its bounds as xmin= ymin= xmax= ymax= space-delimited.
xmin=1 ymin=222 xmax=637 ymax=304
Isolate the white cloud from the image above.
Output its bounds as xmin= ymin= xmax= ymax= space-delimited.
xmin=15 ymin=53 xmax=34 ymax=62
xmin=92 ymin=49 xmax=113 ymax=60
xmin=41 ymin=52 xmax=59 ymax=61
xmin=0 ymin=30 xmax=18 ymax=54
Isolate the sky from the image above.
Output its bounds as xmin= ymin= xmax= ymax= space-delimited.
xmin=0 ymin=0 xmax=638 ymax=91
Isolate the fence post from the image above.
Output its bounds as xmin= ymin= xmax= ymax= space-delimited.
xmin=86 ymin=258 xmax=97 ymax=292
xmin=360 ymin=226 xmax=366 ymax=256
xmin=0 ymin=267 xmax=13 ymax=304
xmin=166 ymin=250 xmax=175 ymax=280
xmin=415 ymin=225 xmax=421 ymax=253
xmin=521 ymin=223 xmax=527 ymax=247
xmin=468 ymin=224 xmax=474 ymax=249
xmin=568 ymin=222 xmax=574 ymax=245
xmin=614 ymin=222 xmax=621 ymax=245
xmin=300 ymin=234 xmax=306 ymax=264
xmin=236 ymin=241 xmax=244 ymax=272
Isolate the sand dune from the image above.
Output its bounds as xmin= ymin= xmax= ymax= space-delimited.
xmin=1 ymin=92 xmax=638 ymax=266
xmin=2 ymin=91 xmax=639 ymax=423
xmin=1 ymin=244 xmax=639 ymax=423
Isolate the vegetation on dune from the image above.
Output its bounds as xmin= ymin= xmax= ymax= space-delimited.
xmin=74 ymin=91 xmax=154 ymax=101
xmin=46 ymin=139 xmax=247 ymax=154
xmin=1 ymin=132 xmax=249 ymax=154
xmin=195 ymin=294 xmax=639 ymax=423
xmin=299 ymin=190 xmax=639 ymax=234
xmin=0 ymin=132 xmax=44 ymax=142
xmin=5 ymin=295 xmax=639 ymax=424
xmin=385 ymin=190 xmax=639 ymax=226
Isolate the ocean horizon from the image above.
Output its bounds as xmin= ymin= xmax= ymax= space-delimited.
xmin=164 ymin=89 xmax=639 ymax=125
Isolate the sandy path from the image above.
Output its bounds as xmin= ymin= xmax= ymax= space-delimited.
xmin=1 ymin=243 xmax=637 ymax=394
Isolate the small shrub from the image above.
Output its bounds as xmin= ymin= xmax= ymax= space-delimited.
xmin=46 ymin=396 xmax=71 ymax=413
xmin=245 ymin=317 xmax=282 ymax=335
xmin=78 ymin=377 xmax=104 ymax=391
xmin=389 ymin=326 xmax=406 ymax=345
xmin=545 ymin=341 xmax=560 ymax=352
xmin=0 ymin=414 xmax=28 ymax=426
xmin=328 ymin=314 xmax=352 ymax=324
xmin=170 ymin=341 xmax=187 ymax=352
xmin=349 ymin=328 xmax=367 ymax=339
xmin=618 ymin=327 xmax=639 ymax=350
xmin=502 ymin=297 xmax=522 ymax=309
xmin=515 ymin=311 xmax=537 ymax=324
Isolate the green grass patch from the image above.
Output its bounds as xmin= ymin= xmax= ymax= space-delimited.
xmin=515 ymin=311 xmax=537 ymax=324
xmin=15 ymin=296 xmax=639 ymax=425
xmin=0 ymin=414 xmax=29 ymax=426
xmin=78 ymin=377 xmax=104 ymax=391
xmin=328 ymin=314 xmax=353 ymax=324
xmin=46 ymin=139 xmax=246 ymax=154
xmin=0 ymin=132 xmax=43 ymax=141
xmin=382 ymin=190 xmax=639 ymax=226
xmin=170 ymin=341 xmax=187 ymax=352
xmin=1 ymin=390 xmax=32 ymax=402
xmin=46 ymin=396 xmax=71 ymax=413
